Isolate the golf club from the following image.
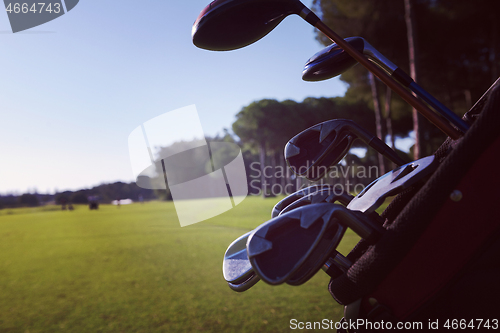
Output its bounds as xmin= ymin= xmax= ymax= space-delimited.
xmin=192 ymin=0 xmax=462 ymax=139
xmin=287 ymin=245 xmax=352 ymax=286
xmin=347 ymin=155 xmax=438 ymax=214
xmin=302 ymin=37 xmax=470 ymax=134
xmin=280 ymin=190 xmax=355 ymax=285
xmin=273 ymin=186 xmax=354 ymax=285
xmin=285 ymin=119 xmax=407 ymax=181
xmin=322 ymin=255 xmax=352 ymax=279
xmin=223 ymin=231 xmax=260 ymax=292
xmin=223 ymin=228 xmax=351 ymax=290
xmin=279 ymin=188 xmax=353 ymax=216
xmin=224 ymin=186 xmax=352 ymax=291
xmin=271 ymin=184 xmax=333 ymax=218
xmin=247 ymin=203 xmax=384 ymax=285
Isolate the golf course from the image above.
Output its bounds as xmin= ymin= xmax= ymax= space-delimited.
xmin=0 ymin=197 xmax=365 ymax=332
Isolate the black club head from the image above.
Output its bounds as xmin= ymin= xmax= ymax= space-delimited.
xmin=192 ymin=0 xmax=305 ymax=51
xmin=302 ymin=37 xmax=364 ymax=81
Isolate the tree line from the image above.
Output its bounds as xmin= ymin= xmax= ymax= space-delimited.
xmin=232 ymin=97 xmax=410 ymax=197
xmin=0 ymin=182 xmax=156 ymax=209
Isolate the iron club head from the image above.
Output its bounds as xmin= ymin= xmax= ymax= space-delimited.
xmin=271 ymin=187 xmax=354 ymax=285
xmin=285 ymin=119 xmax=406 ymax=180
xmin=223 ymin=231 xmax=260 ymax=292
xmin=271 ymin=184 xmax=332 ymax=218
xmin=279 ymin=189 xmax=353 ymax=216
xmin=247 ymin=203 xmax=383 ymax=285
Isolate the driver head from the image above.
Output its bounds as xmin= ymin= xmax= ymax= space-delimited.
xmin=192 ymin=0 xmax=305 ymax=51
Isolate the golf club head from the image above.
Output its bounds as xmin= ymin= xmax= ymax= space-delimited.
xmin=279 ymin=189 xmax=353 ymax=216
xmin=247 ymin=203 xmax=347 ymax=285
xmin=192 ymin=0 xmax=306 ymax=51
xmin=223 ymin=231 xmax=260 ymax=292
xmin=347 ymin=155 xmax=438 ymax=214
xmin=279 ymin=188 xmax=354 ymax=286
xmin=272 ymin=189 xmax=354 ymax=285
xmin=303 ymin=36 xmax=398 ymax=82
xmin=285 ymin=230 xmax=345 ymax=286
xmin=285 ymin=119 xmax=405 ymax=181
xmin=286 ymin=119 xmax=379 ymax=180
xmin=285 ymin=120 xmax=354 ymax=180
xmin=303 ymin=37 xmax=363 ymax=81
xmin=271 ymin=184 xmax=332 ymax=218
xmin=247 ymin=203 xmax=383 ymax=285
xmin=302 ymin=36 xmax=470 ymax=134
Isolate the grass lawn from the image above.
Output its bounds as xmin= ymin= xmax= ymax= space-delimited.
xmin=0 ymin=196 xmax=371 ymax=332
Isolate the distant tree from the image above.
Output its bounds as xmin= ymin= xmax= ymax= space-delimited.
xmin=0 ymin=195 xmax=18 ymax=209
xmin=70 ymin=191 xmax=88 ymax=204
xmin=55 ymin=192 xmax=70 ymax=205
xmin=233 ymin=99 xmax=287 ymax=197
xmin=18 ymin=193 xmax=39 ymax=207
xmin=404 ymin=0 xmax=424 ymax=158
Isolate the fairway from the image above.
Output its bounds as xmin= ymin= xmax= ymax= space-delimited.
xmin=0 ymin=197 xmax=361 ymax=332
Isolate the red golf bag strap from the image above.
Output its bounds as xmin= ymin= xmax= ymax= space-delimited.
xmin=361 ymin=135 xmax=500 ymax=319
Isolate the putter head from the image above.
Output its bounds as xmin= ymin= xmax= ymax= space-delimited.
xmin=285 ymin=119 xmax=358 ymax=180
xmin=192 ymin=0 xmax=305 ymax=51
xmin=303 ymin=37 xmax=363 ymax=81
xmin=223 ymin=231 xmax=260 ymax=292
xmin=247 ymin=204 xmax=349 ymax=285
xmin=271 ymin=184 xmax=332 ymax=218
xmin=347 ymin=155 xmax=438 ymax=214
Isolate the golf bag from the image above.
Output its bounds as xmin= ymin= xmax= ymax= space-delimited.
xmin=330 ymin=78 xmax=500 ymax=331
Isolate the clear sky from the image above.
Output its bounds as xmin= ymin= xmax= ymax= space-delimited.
xmin=0 ymin=0 xmax=352 ymax=194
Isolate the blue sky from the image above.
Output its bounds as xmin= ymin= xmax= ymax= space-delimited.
xmin=0 ymin=0 xmax=352 ymax=194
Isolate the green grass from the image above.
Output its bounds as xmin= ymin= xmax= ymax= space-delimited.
xmin=0 ymin=197 xmax=369 ymax=332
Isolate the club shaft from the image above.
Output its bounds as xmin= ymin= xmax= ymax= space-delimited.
xmin=313 ymin=21 xmax=462 ymax=140
xmin=368 ymin=137 xmax=406 ymax=166
xmin=408 ymin=82 xmax=470 ymax=133
xmin=322 ymin=253 xmax=352 ymax=278
xmin=362 ymin=45 xmax=470 ymax=134
xmin=352 ymin=122 xmax=407 ymax=165
xmin=327 ymin=253 xmax=352 ymax=271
